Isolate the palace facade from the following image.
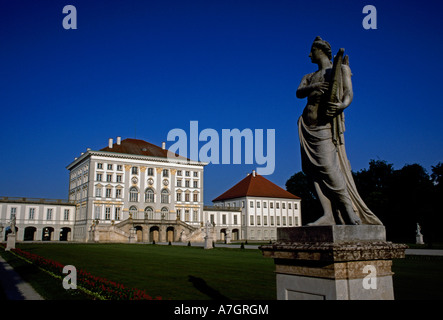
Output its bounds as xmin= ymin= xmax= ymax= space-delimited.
xmin=0 ymin=137 xmax=301 ymax=243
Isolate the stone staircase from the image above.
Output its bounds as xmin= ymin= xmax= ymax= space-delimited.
xmin=89 ymin=218 xmax=207 ymax=243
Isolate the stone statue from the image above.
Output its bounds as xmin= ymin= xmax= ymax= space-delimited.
xmin=416 ymin=223 xmax=422 ymax=236
xmin=416 ymin=223 xmax=424 ymax=244
xmin=10 ymin=213 xmax=16 ymax=235
xmin=296 ymin=36 xmax=382 ymax=226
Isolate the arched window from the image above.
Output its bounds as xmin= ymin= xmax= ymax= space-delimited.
xmin=129 ymin=206 xmax=138 ymax=219
xmin=161 ymin=189 xmax=169 ymax=204
xmin=145 ymin=188 xmax=154 ymax=203
xmin=129 ymin=187 xmax=139 ymax=202
xmin=145 ymin=207 xmax=153 ymax=220
xmin=161 ymin=207 xmax=169 ymax=219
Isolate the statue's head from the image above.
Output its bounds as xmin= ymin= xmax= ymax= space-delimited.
xmin=309 ymin=36 xmax=332 ymax=62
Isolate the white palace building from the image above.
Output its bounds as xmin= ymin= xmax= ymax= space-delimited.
xmin=0 ymin=137 xmax=301 ymax=243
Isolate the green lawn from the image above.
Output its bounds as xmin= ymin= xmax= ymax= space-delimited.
xmin=6 ymin=243 xmax=276 ymax=300
xmin=2 ymin=243 xmax=443 ymax=300
xmin=392 ymin=256 xmax=443 ymax=300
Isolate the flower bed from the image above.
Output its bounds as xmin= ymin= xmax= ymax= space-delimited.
xmin=1 ymin=244 xmax=161 ymax=300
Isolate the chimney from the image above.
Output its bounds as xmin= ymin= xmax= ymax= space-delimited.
xmin=116 ymin=136 xmax=121 ymax=145
xmin=252 ymin=170 xmax=256 ymax=177
xmin=108 ymin=138 xmax=113 ymax=148
xmin=162 ymin=142 xmax=166 ymax=150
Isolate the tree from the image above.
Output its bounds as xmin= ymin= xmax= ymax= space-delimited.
xmin=431 ymin=162 xmax=443 ymax=190
xmin=287 ymin=160 xmax=443 ymax=243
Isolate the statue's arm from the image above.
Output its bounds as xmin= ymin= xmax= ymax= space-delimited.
xmin=296 ymin=74 xmax=311 ymax=99
xmin=341 ymin=65 xmax=353 ymax=109
xmin=296 ymin=73 xmax=329 ymax=99
xmin=325 ymin=65 xmax=353 ymax=117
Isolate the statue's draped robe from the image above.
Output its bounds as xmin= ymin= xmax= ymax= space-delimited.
xmin=298 ymin=65 xmax=382 ymax=225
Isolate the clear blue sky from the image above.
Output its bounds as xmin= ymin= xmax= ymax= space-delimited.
xmin=1 ymin=0 xmax=442 ymax=204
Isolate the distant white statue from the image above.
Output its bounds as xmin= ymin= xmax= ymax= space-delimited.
xmin=416 ymin=223 xmax=424 ymax=244
xmin=10 ymin=214 xmax=16 ymax=235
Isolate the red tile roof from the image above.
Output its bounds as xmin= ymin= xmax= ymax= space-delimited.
xmin=100 ymin=138 xmax=188 ymax=160
xmin=212 ymin=173 xmax=300 ymax=202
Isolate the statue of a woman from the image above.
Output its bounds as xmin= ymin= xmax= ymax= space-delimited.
xmin=296 ymin=36 xmax=382 ymax=226
xmin=10 ymin=214 xmax=16 ymax=235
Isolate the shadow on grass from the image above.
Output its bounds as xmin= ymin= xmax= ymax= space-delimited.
xmin=188 ymin=275 xmax=230 ymax=300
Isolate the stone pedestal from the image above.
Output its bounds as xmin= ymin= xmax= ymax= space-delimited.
xmin=6 ymin=234 xmax=16 ymax=251
xmin=416 ymin=234 xmax=424 ymax=245
xmin=129 ymin=227 xmax=137 ymax=243
xmin=260 ymin=226 xmax=407 ymax=300
xmin=204 ymin=236 xmax=213 ymax=249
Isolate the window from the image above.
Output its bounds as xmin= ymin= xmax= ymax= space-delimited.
xmin=46 ymin=208 xmax=53 ymax=220
xmin=271 ymin=216 xmax=274 ymax=226
xmin=185 ymin=171 xmax=190 ymax=177
xmin=193 ymin=210 xmax=198 ymax=221
xmin=116 ymin=174 xmax=122 ymax=182
xmin=176 ymin=192 xmax=182 ymax=202
xmin=95 ymin=207 xmax=101 ymax=220
xmin=145 ymin=188 xmax=154 ymax=203
xmin=115 ymin=207 xmax=121 ymax=220
xmin=64 ymin=209 xmax=70 ymax=221
xmin=163 ymin=169 xmax=169 ymax=177
xmin=264 ymin=216 xmax=268 ymax=226
xmin=97 ymin=163 xmax=103 ymax=169
xmin=107 ymin=164 xmax=113 ymax=170
xmin=129 ymin=187 xmax=139 ymax=202
xmin=257 ymin=202 xmax=260 ymax=208
xmin=147 ymin=167 xmax=154 ymax=176
xmin=233 ymin=215 xmax=238 ymax=225
xmin=276 ymin=202 xmax=280 ymax=209
xmin=177 ymin=170 xmax=182 ymax=176
xmin=294 ymin=203 xmax=298 ymax=210
xmin=161 ymin=207 xmax=169 ymax=219
xmin=264 ymin=202 xmax=267 ymax=208
xmin=107 ymin=174 xmax=112 ymax=182
xmin=283 ymin=216 xmax=287 ymax=226
xmin=117 ymin=165 xmax=122 ymax=171
xmin=105 ymin=207 xmax=111 ymax=220
xmin=185 ymin=193 xmax=190 ymax=202
xmin=277 ymin=216 xmax=280 ymax=226
xmin=145 ymin=207 xmax=153 ymax=219
xmin=270 ymin=202 xmax=274 ymax=209
xmin=210 ymin=214 xmax=215 ymax=224
xmin=96 ymin=173 xmax=102 ymax=181
xmin=282 ymin=203 xmax=286 ymax=209
xmin=257 ymin=216 xmax=261 ymax=225
xmin=106 ymin=188 xmax=112 ymax=198
xmin=289 ymin=216 xmax=293 ymax=226
xmin=161 ymin=189 xmax=169 ymax=204
xmin=193 ymin=193 xmax=198 ymax=202
xmin=185 ymin=209 xmax=190 ymax=221
xmin=193 ymin=171 xmax=198 ymax=177
xmin=132 ymin=167 xmax=138 ymax=175
xmin=116 ymin=189 xmax=122 ymax=198
xmin=193 ymin=181 xmax=198 ymax=188
xmin=250 ymin=215 xmax=254 ymax=225
xmin=177 ymin=180 xmax=182 ymax=187
xmin=250 ymin=201 xmax=254 ymax=208
xmin=29 ymin=208 xmax=35 ymax=220
xmin=185 ymin=180 xmax=190 ymax=188
xmin=222 ymin=215 xmax=227 ymax=225
xmin=289 ymin=203 xmax=292 ymax=209
xmin=129 ymin=206 xmax=138 ymax=219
